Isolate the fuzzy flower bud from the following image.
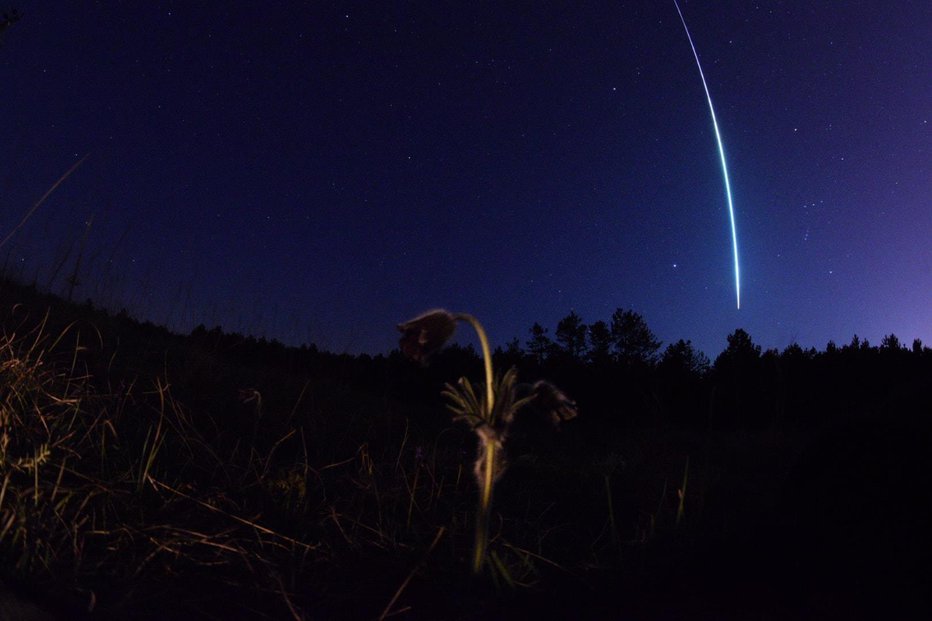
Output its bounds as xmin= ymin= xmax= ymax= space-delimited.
xmin=397 ymin=309 xmax=457 ymax=363
xmin=527 ymin=380 xmax=578 ymax=427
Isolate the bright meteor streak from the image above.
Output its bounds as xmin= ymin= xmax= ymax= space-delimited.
xmin=673 ymin=0 xmax=741 ymax=309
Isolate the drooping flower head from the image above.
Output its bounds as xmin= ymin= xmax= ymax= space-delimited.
xmin=397 ymin=309 xmax=457 ymax=363
xmin=531 ymin=380 xmax=578 ymax=429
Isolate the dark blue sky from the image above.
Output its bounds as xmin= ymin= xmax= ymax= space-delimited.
xmin=2 ymin=1 xmax=929 ymax=357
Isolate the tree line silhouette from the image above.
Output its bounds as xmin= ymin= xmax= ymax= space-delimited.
xmin=440 ymin=308 xmax=931 ymax=437
xmin=182 ymin=306 xmax=932 ymax=445
xmin=3 ymin=276 xmax=928 ymax=440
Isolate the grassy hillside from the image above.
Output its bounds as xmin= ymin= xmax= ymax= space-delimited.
xmin=1 ymin=278 xmax=929 ymax=620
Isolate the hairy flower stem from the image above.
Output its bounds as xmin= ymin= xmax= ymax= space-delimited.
xmin=454 ymin=313 xmax=494 ymax=413
xmin=472 ymin=441 xmax=496 ymax=573
xmin=454 ymin=313 xmax=496 ymax=574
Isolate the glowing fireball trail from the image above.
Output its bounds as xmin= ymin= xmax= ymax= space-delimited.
xmin=673 ymin=0 xmax=741 ymax=309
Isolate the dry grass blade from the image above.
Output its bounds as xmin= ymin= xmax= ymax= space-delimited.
xmin=274 ymin=572 xmax=305 ymax=621
xmin=378 ymin=526 xmax=446 ymax=621
xmin=0 ymin=153 xmax=91 ymax=251
xmin=148 ymin=476 xmax=320 ymax=553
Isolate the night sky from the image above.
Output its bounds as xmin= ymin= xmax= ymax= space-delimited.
xmin=2 ymin=2 xmax=929 ymax=357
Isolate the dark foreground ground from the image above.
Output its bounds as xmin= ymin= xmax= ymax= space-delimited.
xmin=1 ymin=280 xmax=930 ymax=620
